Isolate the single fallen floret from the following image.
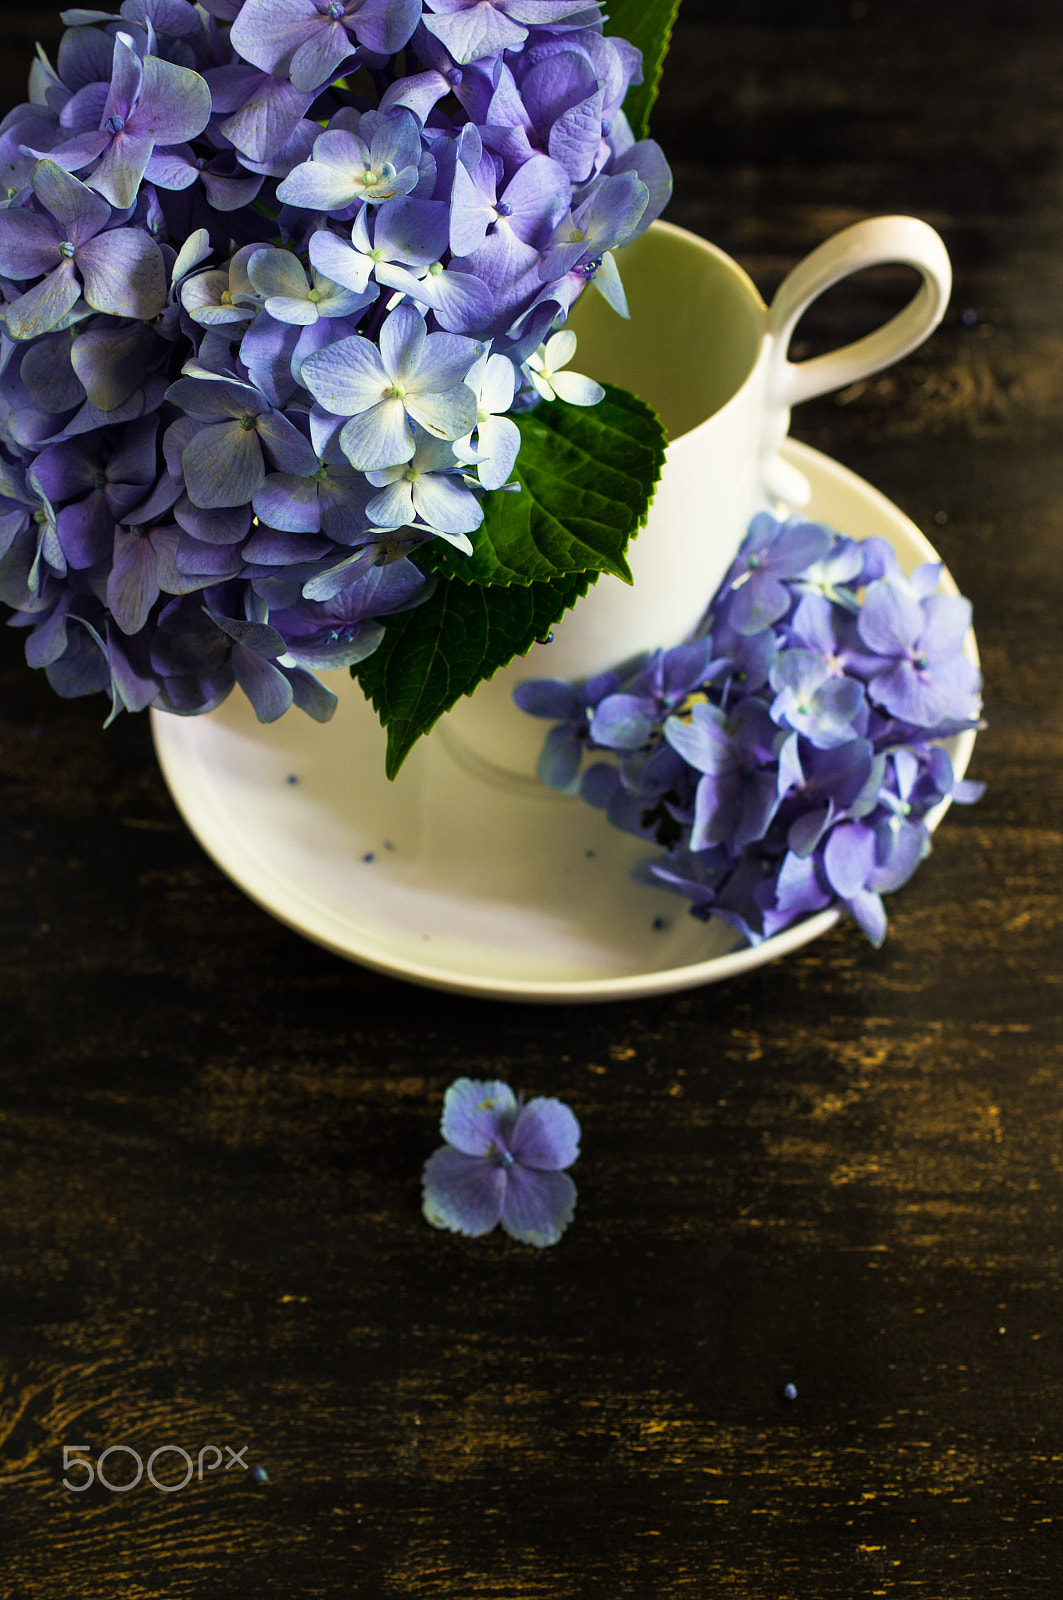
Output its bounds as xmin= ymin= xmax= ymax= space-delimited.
xmin=422 ymin=1077 xmax=580 ymax=1247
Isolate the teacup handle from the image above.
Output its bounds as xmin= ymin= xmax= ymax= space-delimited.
xmin=760 ymin=215 xmax=952 ymax=505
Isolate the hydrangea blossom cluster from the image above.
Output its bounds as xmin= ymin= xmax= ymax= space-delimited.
xmin=0 ymin=0 xmax=670 ymax=724
xmin=516 ymin=513 xmax=985 ymax=948
xmin=422 ymin=1076 xmax=580 ymax=1246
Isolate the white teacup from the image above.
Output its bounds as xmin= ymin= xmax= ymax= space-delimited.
xmin=439 ymin=216 xmax=951 ymax=783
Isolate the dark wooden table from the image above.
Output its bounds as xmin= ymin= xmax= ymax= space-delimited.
xmin=2 ymin=3 xmax=1062 ymax=1595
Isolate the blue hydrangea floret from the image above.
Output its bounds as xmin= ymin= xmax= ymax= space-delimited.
xmin=422 ymin=1076 xmax=580 ymax=1246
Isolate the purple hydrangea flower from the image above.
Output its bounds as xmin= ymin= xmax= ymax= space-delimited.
xmin=44 ymin=31 xmax=212 ymax=210
xmin=231 ymin=0 xmax=421 ymax=94
xmin=452 ymin=350 xmax=521 ymax=488
xmin=517 ymin=511 xmax=983 ymax=951
xmin=364 ymin=426 xmax=483 ymax=537
xmin=0 ymin=158 xmax=166 ymax=341
xmin=422 ymin=1077 xmax=580 ymax=1247
xmin=0 ymin=0 xmax=669 ymax=735
xmin=165 ymin=373 xmax=319 ymax=508
xmin=719 ymin=512 xmax=833 ymax=637
xmin=421 ymin=0 xmax=594 ymax=66
xmin=664 ymin=697 xmax=783 ymax=852
xmin=275 ymin=110 xmax=424 ymax=211
xmin=768 ymin=649 xmax=866 ymax=748
xmin=269 ymin=555 xmax=428 ymax=668
xmin=301 ymin=303 xmax=482 ymax=472
xmin=857 ymin=576 xmax=979 ymax=726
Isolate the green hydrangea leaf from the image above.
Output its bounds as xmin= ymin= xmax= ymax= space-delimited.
xmin=422 ymin=383 xmax=666 ymax=589
xmin=352 ymin=569 xmax=594 ymax=780
xmin=605 ymin=0 xmax=682 ymax=141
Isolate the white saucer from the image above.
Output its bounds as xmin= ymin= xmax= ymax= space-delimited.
xmin=150 ymin=440 xmax=979 ymax=1004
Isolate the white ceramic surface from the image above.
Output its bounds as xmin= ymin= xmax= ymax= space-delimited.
xmin=150 ymin=441 xmax=980 ymax=1005
xmin=441 ymin=216 xmax=953 ymax=780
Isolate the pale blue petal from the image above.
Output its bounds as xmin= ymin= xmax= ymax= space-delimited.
xmin=857 ymin=578 xmax=923 ymax=655
xmin=87 ymin=131 xmax=155 ymax=211
xmin=510 ymin=1097 xmax=580 ymax=1170
xmin=410 ymin=330 xmax=483 ymax=394
xmin=440 ymin=1076 xmax=517 ymax=1154
xmin=339 ymin=401 xmax=413 ymax=472
xmin=422 ymin=1147 xmax=506 ymax=1236
xmin=0 ymin=210 xmax=62 ymax=279
xmin=480 ymin=353 xmax=518 ymax=413
xmin=4 ymin=264 xmax=80 ymax=341
xmin=378 ymin=302 xmax=426 ymax=383
xmin=404 ymin=385 xmax=478 ymax=442
xmin=364 ymin=478 xmax=415 ymax=529
xmin=473 ymin=414 xmax=520 ymax=490
xmin=550 ymin=369 xmax=605 ymax=406
xmin=422 ymin=4 xmax=525 ymax=64
xmin=31 ymin=157 xmax=110 ymax=244
xmin=182 ymin=422 xmax=264 ymax=508
xmin=248 ymin=245 xmax=310 ymax=302
xmin=499 ymin=1165 xmax=576 ymax=1247
xmin=289 ymin=665 xmax=339 ymax=721
xmin=106 ymin=527 xmax=159 ymax=636
xmin=919 ymin=593 xmax=972 ymax=665
xmin=591 ymin=250 xmax=629 ymax=317
xmin=308 ymin=230 xmax=372 ymax=294
xmin=823 ymin=821 xmax=876 ymax=899
xmin=254 ymin=410 xmax=318 ymax=476
xmin=76 ymin=228 xmax=167 ymax=319
xmin=411 ymin=471 xmax=482 ymax=534
xmin=135 ymin=55 xmax=212 ymax=144
xmin=845 ymin=887 xmax=887 ymax=948
xmin=536 ymin=723 xmax=582 ymax=789
xmin=232 ymin=642 xmax=294 ymax=722
xmin=288 ymin=25 xmax=355 ymax=94
xmin=301 ymin=335 xmax=386 ymax=415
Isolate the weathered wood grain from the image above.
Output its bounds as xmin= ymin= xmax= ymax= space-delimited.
xmin=1 ymin=2 xmax=1062 ymax=1596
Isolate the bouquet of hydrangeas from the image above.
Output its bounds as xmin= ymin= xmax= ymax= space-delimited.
xmin=0 ymin=0 xmax=676 ymax=773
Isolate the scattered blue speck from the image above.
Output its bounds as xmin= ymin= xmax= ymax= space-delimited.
xmin=363 ymin=852 xmax=374 ymax=862
xmin=961 ymin=307 xmax=978 ymax=327
xmin=251 ymin=1465 xmax=269 ymax=1484
xmin=383 ymin=839 xmax=395 ymax=851
xmin=286 ymin=773 xmax=299 ymax=785
xmin=585 ymin=849 xmax=595 ymax=858
xmin=653 ymin=916 xmax=666 ymax=930
xmin=782 ymin=1382 xmax=798 ymax=1401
